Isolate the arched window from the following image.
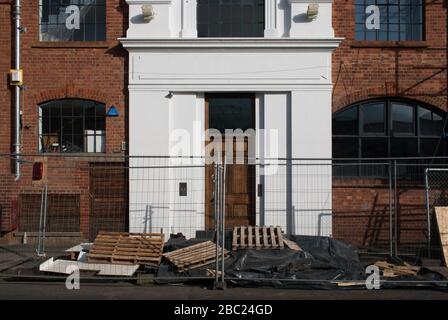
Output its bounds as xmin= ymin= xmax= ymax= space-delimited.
xmin=39 ymin=99 xmax=106 ymax=153
xmin=333 ymin=99 xmax=447 ymax=176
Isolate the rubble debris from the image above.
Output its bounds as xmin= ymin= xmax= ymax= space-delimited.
xmin=206 ymin=269 xmax=223 ymax=278
xmin=232 ymin=226 xmax=284 ymax=251
xmin=39 ymin=258 xmax=139 ymax=277
xmin=375 ymin=261 xmax=421 ymax=278
xmin=435 ymin=207 xmax=448 ymax=267
xmin=65 ymin=243 xmax=92 ymax=261
xmin=163 ymin=241 xmax=229 ymax=272
xmin=88 ymin=232 xmax=164 ymax=267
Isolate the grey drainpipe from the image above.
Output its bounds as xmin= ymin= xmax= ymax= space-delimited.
xmin=13 ymin=0 xmax=21 ymax=181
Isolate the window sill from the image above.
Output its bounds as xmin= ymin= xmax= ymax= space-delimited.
xmin=31 ymin=41 xmax=117 ymax=49
xmin=350 ymin=40 xmax=429 ymax=49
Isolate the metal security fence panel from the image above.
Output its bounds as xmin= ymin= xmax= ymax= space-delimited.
xmin=0 ymin=154 xmax=447 ymax=288
xmin=0 ymin=155 xmax=225 ymax=283
xmin=393 ymin=160 xmax=448 ymax=261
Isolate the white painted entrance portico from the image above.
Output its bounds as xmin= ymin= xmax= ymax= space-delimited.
xmin=121 ymin=0 xmax=342 ymax=239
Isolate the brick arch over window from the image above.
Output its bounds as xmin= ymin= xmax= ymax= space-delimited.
xmin=333 ymin=86 xmax=447 ymax=114
xmin=30 ymin=86 xmax=108 ymax=106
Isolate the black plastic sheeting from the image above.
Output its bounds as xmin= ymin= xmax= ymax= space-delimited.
xmin=225 ymin=236 xmax=365 ymax=289
xmin=156 ymin=234 xmax=448 ymax=289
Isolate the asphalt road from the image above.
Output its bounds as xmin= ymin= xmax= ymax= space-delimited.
xmin=0 ymin=281 xmax=448 ymax=300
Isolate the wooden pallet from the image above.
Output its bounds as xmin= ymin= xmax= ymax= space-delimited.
xmin=88 ymin=232 xmax=165 ymax=267
xmin=163 ymin=241 xmax=229 ymax=272
xmin=232 ymin=226 xmax=285 ymax=251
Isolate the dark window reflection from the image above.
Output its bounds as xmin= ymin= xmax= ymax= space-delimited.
xmin=392 ymin=103 xmax=415 ymax=135
xmin=209 ymin=96 xmax=254 ymax=133
xmin=198 ymin=0 xmax=265 ymax=37
xmin=362 ymin=103 xmax=385 ymax=134
xmin=333 ymin=99 xmax=447 ymax=177
xmin=333 ymin=107 xmax=358 ymax=135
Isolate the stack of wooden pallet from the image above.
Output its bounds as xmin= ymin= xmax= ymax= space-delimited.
xmin=163 ymin=241 xmax=229 ymax=272
xmin=88 ymin=232 xmax=165 ymax=267
xmin=375 ymin=261 xmax=421 ymax=278
xmin=232 ymin=226 xmax=285 ymax=251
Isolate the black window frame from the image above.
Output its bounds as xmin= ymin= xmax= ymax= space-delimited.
xmin=355 ymin=0 xmax=425 ymax=41
xmin=39 ymin=98 xmax=106 ymax=154
xmin=197 ymin=0 xmax=265 ymax=38
xmin=39 ymin=0 xmax=107 ymax=42
xmin=333 ymin=98 xmax=447 ymax=178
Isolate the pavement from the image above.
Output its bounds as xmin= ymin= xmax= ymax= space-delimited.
xmin=0 ymin=280 xmax=448 ymax=300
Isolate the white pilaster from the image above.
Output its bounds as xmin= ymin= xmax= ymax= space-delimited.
xmin=264 ymin=0 xmax=280 ymax=38
xmin=181 ymin=0 xmax=198 ymax=38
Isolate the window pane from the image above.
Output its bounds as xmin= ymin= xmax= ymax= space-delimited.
xmin=40 ymin=0 xmax=106 ymax=42
xmin=61 ymin=100 xmax=73 ymax=117
xmin=419 ymin=106 xmax=445 ymax=136
xmin=197 ymin=0 xmax=264 ymax=37
xmin=421 ymin=138 xmax=443 ymax=157
xmin=362 ymin=103 xmax=385 ymax=134
xmin=361 ymin=138 xmax=388 ymax=158
xmin=333 ymin=107 xmax=358 ymax=135
xmin=333 ymin=138 xmax=359 ymax=158
xmin=209 ymin=96 xmax=254 ymax=133
xmin=392 ymin=103 xmax=415 ymax=135
xmin=333 ymin=138 xmax=359 ymax=177
xmin=391 ymin=138 xmax=417 ymax=157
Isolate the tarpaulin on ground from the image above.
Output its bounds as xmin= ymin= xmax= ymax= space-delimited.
xmin=157 ymin=234 xmax=448 ymax=289
xmin=224 ymin=236 xmax=366 ymax=289
xmin=157 ymin=234 xmax=366 ymax=288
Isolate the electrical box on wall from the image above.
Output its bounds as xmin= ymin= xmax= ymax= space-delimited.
xmin=9 ymin=69 xmax=23 ymax=86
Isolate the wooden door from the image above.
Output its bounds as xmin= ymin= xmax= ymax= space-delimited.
xmin=205 ymin=94 xmax=256 ymax=230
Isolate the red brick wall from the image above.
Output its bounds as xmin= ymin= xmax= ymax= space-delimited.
xmin=333 ymin=179 xmax=430 ymax=251
xmin=0 ymin=0 xmax=128 ymax=238
xmin=332 ymin=0 xmax=447 ymax=250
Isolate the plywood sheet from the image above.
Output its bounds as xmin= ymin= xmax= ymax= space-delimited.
xmin=435 ymin=207 xmax=448 ymax=267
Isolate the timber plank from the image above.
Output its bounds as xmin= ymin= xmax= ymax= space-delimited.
xmin=435 ymin=207 xmax=448 ymax=267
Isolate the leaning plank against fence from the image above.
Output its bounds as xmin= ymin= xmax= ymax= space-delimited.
xmin=435 ymin=207 xmax=448 ymax=267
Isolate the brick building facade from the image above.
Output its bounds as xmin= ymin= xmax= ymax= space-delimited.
xmin=332 ymin=0 xmax=447 ymax=251
xmin=0 ymin=0 xmax=447 ymax=252
xmin=0 ymin=0 xmax=129 ymax=241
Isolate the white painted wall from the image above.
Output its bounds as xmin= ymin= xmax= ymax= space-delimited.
xmin=291 ymin=88 xmax=333 ymax=236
